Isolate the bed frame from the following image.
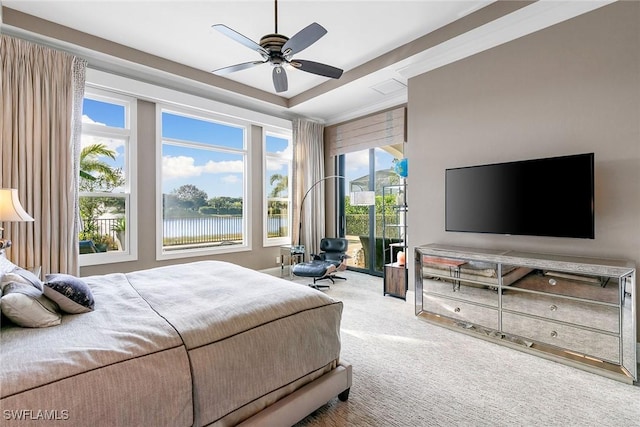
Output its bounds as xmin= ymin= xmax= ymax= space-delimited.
xmin=239 ymin=361 xmax=351 ymax=426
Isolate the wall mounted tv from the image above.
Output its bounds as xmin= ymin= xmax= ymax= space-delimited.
xmin=445 ymin=153 xmax=595 ymax=239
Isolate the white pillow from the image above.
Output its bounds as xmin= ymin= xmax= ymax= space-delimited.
xmin=0 ymin=285 xmax=61 ymax=328
xmin=0 ymin=256 xmax=18 ymax=280
xmin=1 ymin=269 xmax=44 ymax=293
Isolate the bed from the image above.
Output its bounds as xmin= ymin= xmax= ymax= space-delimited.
xmin=0 ymin=260 xmax=351 ymax=426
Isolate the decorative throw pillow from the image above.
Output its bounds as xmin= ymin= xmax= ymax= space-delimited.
xmin=0 ymin=256 xmax=18 ymax=277
xmin=1 ymin=269 xmax=43 ymax=295
xmin=10 ymin=268 xmax=44 ymax=292
xmin=0 ymin=284 xmax=61 ymax=328
xmin=44 ymin=274 xmax=95 ymax=314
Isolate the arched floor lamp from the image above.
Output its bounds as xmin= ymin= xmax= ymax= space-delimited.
xmin=297 ymin=175 xmax=345 ymax=249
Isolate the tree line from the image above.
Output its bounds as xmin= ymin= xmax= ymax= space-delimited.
xmin=163 ymin=185 xmax=243 ymax=217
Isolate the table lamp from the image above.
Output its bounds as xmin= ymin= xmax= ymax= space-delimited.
xmin=0 ymin=188 xmax=35 ymax=255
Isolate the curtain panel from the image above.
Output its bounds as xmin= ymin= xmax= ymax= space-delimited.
xmin=292 ymin=118 xmax=325 ymax=255
xmin=0 ymin=35 xmax=86 ymax=275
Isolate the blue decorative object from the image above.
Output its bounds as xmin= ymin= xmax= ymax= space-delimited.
xmin=394 ymin=158 xmax=408 ymax=178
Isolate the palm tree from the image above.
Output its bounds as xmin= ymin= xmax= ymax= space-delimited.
xmin=268 ymin=175 xmax=289 ymax=237
xmin=80 ymin=143 xmax=123 ymax=192
xmin=79 ymin=143 xmax=124 ymax=247
xmin=269 ymin=174 xmax=288 ymax=198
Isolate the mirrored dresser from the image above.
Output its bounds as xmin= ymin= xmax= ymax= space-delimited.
xmin=415 ymin=244 xmax=637 ymax=384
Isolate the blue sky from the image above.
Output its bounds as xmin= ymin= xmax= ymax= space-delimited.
xmin=82 ymin=99 xmax=291 ymax=200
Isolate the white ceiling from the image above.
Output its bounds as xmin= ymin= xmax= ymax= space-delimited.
xmin=1 ymin=0 xmax=614 ymax=124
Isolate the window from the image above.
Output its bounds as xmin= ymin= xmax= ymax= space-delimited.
xmin=158 ymin=107 xmax=248 ymax=259
xmin=264 ymin=130 xmax=292 ymax=246
xmin=79 ymin=88 xmax=137 ymax=266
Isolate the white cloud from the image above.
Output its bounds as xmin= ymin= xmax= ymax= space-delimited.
xmin=82 ymin=114 xmax=106 ymax=126
xmin=202 ymin=159 xmax=244 ymax=174
xmin=274 ymin=144 xmax=293 ymax=158
xmin=346 ymin=150 xmax=370 ymax=171
xmin=162 ymin=156 xmax=244 ymax=179
xmin=266 ymin=157 xmax=288 ymax=172
xmin=163 ymin=156 xmax=200 ymax=179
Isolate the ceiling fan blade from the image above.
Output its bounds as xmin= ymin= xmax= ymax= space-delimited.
xmin=212 ymin=24 xmax=269 ymax=58
xmin=281 ymin=22 xmax=327 ymax=57
xmin=212 ymin=60 xmax=267 ymax=76
xmin=291 ymin=60 xmax=343 ymax=79
xmin=272 ymin=66 xmax=288 ymax=93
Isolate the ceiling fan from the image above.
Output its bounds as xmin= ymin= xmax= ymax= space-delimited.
xmin=211 ymin=0 xmax=343 ymax=93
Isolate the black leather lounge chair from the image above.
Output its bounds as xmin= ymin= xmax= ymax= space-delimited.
xmin=292 ymin=238 xmax=349 ymax=289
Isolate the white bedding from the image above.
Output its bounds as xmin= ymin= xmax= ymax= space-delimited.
xmin=0 ymin=261 xmax=345 ymax=426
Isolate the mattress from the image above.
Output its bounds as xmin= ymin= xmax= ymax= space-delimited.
xmin=124 ymin=261 xmax=343 ymax=426
xmin=0 ymin=261 xmax=344 ymax=427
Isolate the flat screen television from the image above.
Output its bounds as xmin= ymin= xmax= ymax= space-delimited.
xmin=445 ymin=153 xmax=595 ymax=239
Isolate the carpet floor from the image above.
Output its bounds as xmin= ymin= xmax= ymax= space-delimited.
xmin=271 ymin=269 xmax=640 ymax=427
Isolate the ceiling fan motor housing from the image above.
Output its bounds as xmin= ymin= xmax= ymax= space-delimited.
xmin=260 ymin=34 xmax=290 ymax=62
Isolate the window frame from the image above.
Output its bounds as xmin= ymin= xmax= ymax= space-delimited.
xmin=156 ymin=104 xmax=251 ymax=260
xmin=263 ymin=128 xmax=293 ymax=247
xmin=79 ymin=87 xmax=138 ymax=267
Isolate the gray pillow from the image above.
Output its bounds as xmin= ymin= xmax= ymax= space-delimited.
xmin=44 ymin=274 xmax=95 ymax=314
xmin=12 ymin=267 xmax=44 ymax=292
xmin=0 ymin=283 xmax=61 ymax=328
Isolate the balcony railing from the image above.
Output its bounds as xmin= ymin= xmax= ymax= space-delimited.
xmin=81 ymin=213 xmax=396 ymax=253
xmin=80 ymin=214 xmax=289 ymax=252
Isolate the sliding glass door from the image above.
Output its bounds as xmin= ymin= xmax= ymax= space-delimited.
xmin=339 ymin=146 xmax=402 ymax=276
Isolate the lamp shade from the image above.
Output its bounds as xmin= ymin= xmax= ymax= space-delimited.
xmin=350 ymin=191 xmax=376 ymax=206
xmin=0 ymin=189 xmax=34 ymax=222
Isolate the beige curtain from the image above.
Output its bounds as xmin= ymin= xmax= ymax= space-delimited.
xmin=0 ymin=35 xmax=86 ymax=275
xmin=292 ymin=118 xmax=326 ymax=255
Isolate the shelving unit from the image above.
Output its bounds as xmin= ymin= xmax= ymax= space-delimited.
xmin=382 ymin=182 xmax=407 ymax=299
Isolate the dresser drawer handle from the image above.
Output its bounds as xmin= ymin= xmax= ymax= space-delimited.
xmin=549 ymin=304 xmax=557 ymax=311
xmin=550 ymin=331 xmax=558 ymax=338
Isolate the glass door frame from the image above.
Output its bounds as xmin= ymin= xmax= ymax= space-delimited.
xmin=337 ymin=150 xmax=382 ymax=277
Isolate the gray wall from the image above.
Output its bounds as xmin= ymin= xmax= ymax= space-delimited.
xmin=81 ymin=101 xmax=282 ymax=276
xmin=406 ymin=2 xmax=639 ymax=337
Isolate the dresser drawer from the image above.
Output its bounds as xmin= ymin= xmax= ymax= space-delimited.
xmin=423 ymin=293 xmax=498 ymax=330
xmin=502 ymin=290 xmax=619 ymax=333
xmin=423 ymin=278 xmax=498 ymax=307
xmin=502 ymin=312 xmax=620 ymax=363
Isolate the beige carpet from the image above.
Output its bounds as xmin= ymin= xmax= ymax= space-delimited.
xmin=270 ymin=269 xmax=640 ymax=427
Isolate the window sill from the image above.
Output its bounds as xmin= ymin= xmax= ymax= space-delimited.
xmin=156 ymin=243 xmax=251 ymax=261
xmin=79 ymin=251 xmax=137 ymax=267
